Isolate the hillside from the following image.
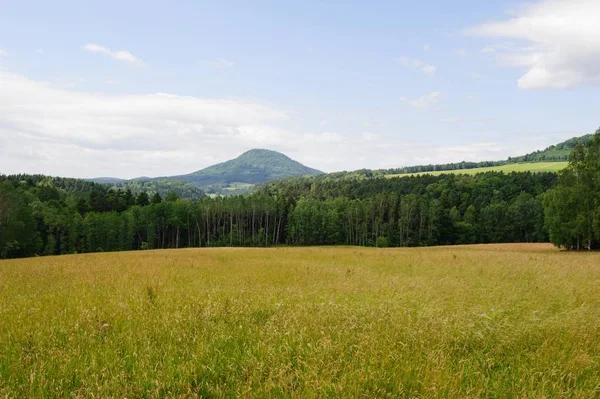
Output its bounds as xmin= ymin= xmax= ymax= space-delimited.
xmin=386 ymin=161 xmax=568 ymax=178
xmin=379 ymin=131 xmax=595 ymax=177
xmin=89 ymin=149 xmax=323 ymax=196
xmin=158 ymin=149 xmax=323 ymax=195
xmin=508 ymin=134 xmax=594 ymax=163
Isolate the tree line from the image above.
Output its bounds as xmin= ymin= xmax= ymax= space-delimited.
xmin=0 ymin=170 xmax=557 ymax=259
xmin=544 ymin=130 xmax=600 ymax=249
xmin=1 ymin=129 xmax=599 ymax=259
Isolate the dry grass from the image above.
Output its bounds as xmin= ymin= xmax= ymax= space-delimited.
xmin=2 ymin=244 xmax=600 ymax=397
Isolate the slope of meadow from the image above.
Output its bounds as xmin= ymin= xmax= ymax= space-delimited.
xmin=1 ymin=245 xmax=600 ymax=397
xmin=387 ymin=161 xmax=568 ymax=178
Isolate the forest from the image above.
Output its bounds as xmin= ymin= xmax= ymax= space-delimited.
xmin=1 ymin=130 xmax=599 ymax=259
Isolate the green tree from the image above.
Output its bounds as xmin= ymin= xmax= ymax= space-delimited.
xmin=543 ymin=129 xmax=600 ymax=249
xmin=151 ymin=193 xmax=163 ymax=205
xmin=136 ymin=192 xmax=150 ymax=206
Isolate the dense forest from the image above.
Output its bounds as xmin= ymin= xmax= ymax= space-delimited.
xmin=543 ymin=132 xmax=600 ymax=250
xmin=113 ymin=179 xmax=206 ymax=201
xmin=1 ymin=129 xmax=599 ymax=259
xmin=0 ymin=170 xmax=555 ymax=259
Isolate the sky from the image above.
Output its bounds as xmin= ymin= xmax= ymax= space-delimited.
xmin=1 ymin=0 xmax=599 ymax=178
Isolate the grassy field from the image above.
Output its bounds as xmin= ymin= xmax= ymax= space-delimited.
xmin=387 ymin=161 xmax=568 ymax=178
xmin=2 ymin=245 xmax=600 ymax=397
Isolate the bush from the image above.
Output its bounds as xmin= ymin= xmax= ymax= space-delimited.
xmin=376 ymin=237 xmax=389 ymax=248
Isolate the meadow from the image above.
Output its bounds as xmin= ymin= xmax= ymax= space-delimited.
xmin=1 ymin=244 xmax=600 ymax=397
xmin=387 ymin=161 xmax=568 ymax=178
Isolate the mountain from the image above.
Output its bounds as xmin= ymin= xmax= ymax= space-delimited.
xmin=90 ymin=149 xmax=324 ymax=196
xmin=88 ymin=130 xmax=596 ymax=194
xmin=163 ymin=149 xmax=323 ymax=195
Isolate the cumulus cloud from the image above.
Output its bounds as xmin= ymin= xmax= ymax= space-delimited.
xmin=401 ymin=91 xmax=441 ymax=108
xmin=469 ymin=0 xmax=600 ymax=89
xmin=396 ymin=56 xmax=437 ymax=75
xmin=0 ymin=71 xmax=563 ymax=178
xmin=82 ymin=43 xmax=146 ymax=67
xmin=1 ymin=70 xmax=410 ymax=177
xmin=0 ymin=70 xmax=291 ymax=177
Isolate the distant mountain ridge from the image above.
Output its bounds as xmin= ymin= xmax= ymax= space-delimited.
xmin=87 ymin=131 xmax=597 ymax=194
xmin=90 ymin=149 xmax=324 ymax=196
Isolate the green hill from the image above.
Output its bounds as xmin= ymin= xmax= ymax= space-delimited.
xmin=386 ymin=161 xmax=568 ymax=178
xmin=155 ymin=149 xmax=323 ymax=195
xmin=508 ymin=134 xmax=594 ymax=163
xmin=381 ymin=131 xmax=596 ymax=177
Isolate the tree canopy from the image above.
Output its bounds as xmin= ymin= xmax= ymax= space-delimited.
xmin=544 ymin=128 xmax=600 ymax=249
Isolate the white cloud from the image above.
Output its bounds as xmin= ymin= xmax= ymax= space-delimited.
xmin=0 ymin=70 xmax=290 ymax=177
xmin=456 ymin=49 xmax=469 ymax=56
xmin=0 ymin=49 xmax=6 ymax=56
xmin=401 ymin=91 xmax=441 ymax=108
xmin=396 ymin=56 xmax=437 ymax=75
xmin=0 ymin=70 xmax=568 ymax=178
xmin=104 ymin=79 xmax=123 ymax=85
xmin=469 ymin=0 xmax=600 ymax=89
xmin=361 ymin=132 xmax=380 ymax=141
xmin=424 ymin=44 xmax=431 ymax=52
xmin=82 ymin=43 xmax=146 ymax=67
xmin=206 ymin=57 xmax=235 ymax=68
xmin=1 ymin=70 xmax=415 ymax=177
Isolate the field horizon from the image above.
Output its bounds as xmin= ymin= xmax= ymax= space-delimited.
xmin=2 ymin=244 xmax=600 ymax=397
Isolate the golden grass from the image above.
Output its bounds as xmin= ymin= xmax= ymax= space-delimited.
xmin=2 ymin=244 xmax=600 ymax=397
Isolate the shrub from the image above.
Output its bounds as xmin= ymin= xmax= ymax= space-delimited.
xmin=376 ymin=237 xmax=389 ymax=248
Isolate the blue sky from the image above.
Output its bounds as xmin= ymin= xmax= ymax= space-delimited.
xmin=1 ymin=0 xmax=599 ymax=178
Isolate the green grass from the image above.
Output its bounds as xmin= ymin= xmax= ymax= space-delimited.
xmin=2 ymin=244 xmax=600 ymax=397
xmin=387 ymin=161 xmax=568 ymax=178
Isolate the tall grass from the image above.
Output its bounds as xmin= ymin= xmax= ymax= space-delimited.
xmin=1 ymin=244 xmax=600 ymax=397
